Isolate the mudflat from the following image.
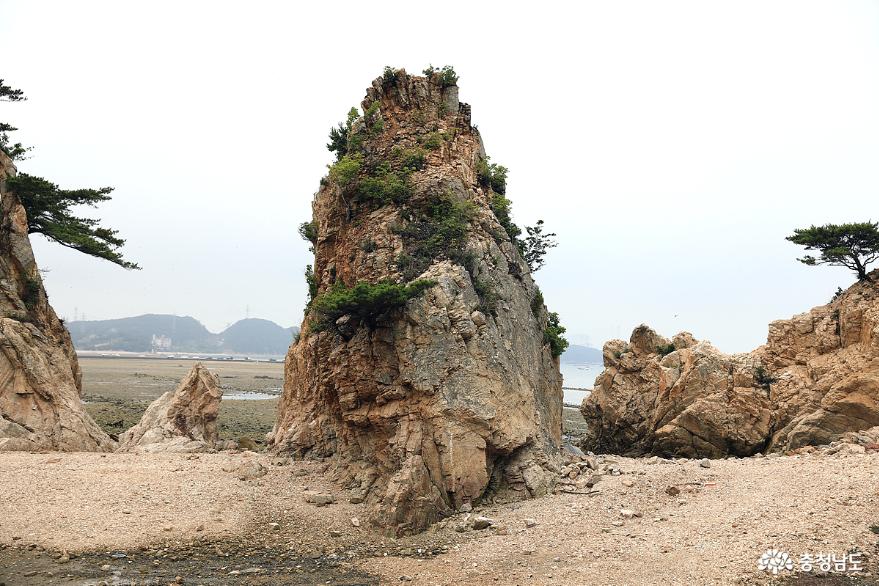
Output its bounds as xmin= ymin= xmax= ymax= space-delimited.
xmin=78 ymin=357 xmax=282 ymax=445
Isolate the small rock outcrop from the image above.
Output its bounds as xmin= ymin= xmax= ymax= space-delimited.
xmin=270 ymin=69 xmax=563 ymax=534
xmin=581 ymin=273 xmax=879 ymax=457
xmin=117 ymin=363 xmax=222 ymax=453
xmin=0 ymin=151 xmax=114 ymax=452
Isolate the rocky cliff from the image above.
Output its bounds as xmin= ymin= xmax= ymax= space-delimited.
xmin=0 ymin=151 xmax=114 ymax=451
xmin=270 ymin=69 xmax=563 ymax=534
xmin=581 ymin=273 xmax=879 ymax=457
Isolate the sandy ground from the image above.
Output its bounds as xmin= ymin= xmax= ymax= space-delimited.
xmin=1 ymin=450 xmax=878 ymax=585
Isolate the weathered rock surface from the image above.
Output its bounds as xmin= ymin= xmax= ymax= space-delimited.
xmin=271 ymin=70 xmax=563 ymax=534
xmin=117 ymin=363 xmax=221 ymax=453
xmin=0 ymin=151 xmax=114 ymax=452
xmin=581 ymin=274 xmax=879 ymax=457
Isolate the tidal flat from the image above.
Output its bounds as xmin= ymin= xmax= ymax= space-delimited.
xmin=79 ymin=357 xmax=283 ymax=445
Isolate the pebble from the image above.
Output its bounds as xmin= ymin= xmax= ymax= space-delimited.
xmin=351 ymin=517 xmax=360 ymax=527
xmin=621 ymin=478 xmax=634 ymax=487
xmin=472 ymin=516 xmax=493 ymax=530
xmin=524 ymin=518 xmax=538 ymax=528
xmin=699 ymin=458 xmax=711 ymax=468
xmin=459 ymin=503 xmax=473 ymax=513
xmin=304 ymin=492 xmax=336 ymax=506
xmin=619 ymin=509 xmax=641 ymax=519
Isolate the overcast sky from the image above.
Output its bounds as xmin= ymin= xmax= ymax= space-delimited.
xmin=1 ymin=1 xmax=877 ymax=352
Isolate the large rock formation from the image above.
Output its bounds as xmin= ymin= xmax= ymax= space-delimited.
xmin=117 ymin=363 xmax=222 ymax=453
xmin=581 ymin=273 xmax=879 ymax=457
xmin=270 ymin=69 xmax=563 ymax=534
xmin=0 ymin=152 xmax=114 ymax=452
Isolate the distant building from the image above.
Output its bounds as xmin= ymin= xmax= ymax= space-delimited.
xmin=151 ymin=334 xmax=172 ymax=352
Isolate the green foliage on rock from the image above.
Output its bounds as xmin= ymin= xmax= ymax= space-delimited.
xmin=522 ymin=220 xmax=558 ymax=273
xmin=544 ymin=311 xmax=569 ymax=358
xmin=531 ymin=288 xmax=545 ymax=317
xmin=656 ymin=343 xmax=676 ymax=357
xmin=476 ymin=157 xmax=508 ymax=195
xmin=394 ymin=194 xmax=476 ymax=280
xmin=299 ymin=221 xmax=317 ymax=252
xmin=309 ymin=279 xmax=435 ymax=332
xmin=490 ymin=194 xmax=521 ymax=242
xmin=328 ymin=147 xmax=427 ymax=208
xmin=0 ymin=78 xmax=29 ymax=160
xmin=382 ymin=66 xmax=399 ymax=85
xmin=304 ymin=264 xmax=318 ymax=306
xmin=21 ymin=276 xmax=41 ymax=309
xmin=327 ymin=107 xmax=360 ymax=161
xmin=787 ymin=222 xmax=879 ymax=282
xmin=420 ymin=131 xmax=450 ymax=150
xmin=7 ymin=173 xmax=139 ymax=269
xmin=328 ymin=154 xmax=363 ymax=189
xmin=473 ymin=277 xmax=499 ymax=315
xmin=423 ymin=65 xmax=459 ymax=87
xmin=754 ymin=365 xmax=777 ymax=390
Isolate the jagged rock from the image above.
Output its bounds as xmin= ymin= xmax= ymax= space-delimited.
xmin=271 ymin=70 xmax=563 ymax=535
xmin=117 ymin=363 xmax=221 ymax=453
xmin=581 ymin=273 xmax=879 ymax=457
xmin=0 ymin=152 xmax=114 ymax=452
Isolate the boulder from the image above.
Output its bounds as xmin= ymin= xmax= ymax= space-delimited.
xmin=117 ymin=363 xmax=221 ymax=453
xmin=581 ymin=273 xmax=879 ymax=457
xmin=0 ymin=152 xmax=114 ymax=452
xmin=271 ymin=70 xmax=563 ymax=535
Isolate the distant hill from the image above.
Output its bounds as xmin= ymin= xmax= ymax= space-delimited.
xmin=561 ymin=344 xmax=603 ymax=364
xmin=68 ymin=314 xmax=297 ymax=356
xmin=218 ymin=318 xmax=296 ymax=355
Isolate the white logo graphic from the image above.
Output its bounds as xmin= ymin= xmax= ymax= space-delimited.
xmin=758 ymin=549 xmax=794 ymax=574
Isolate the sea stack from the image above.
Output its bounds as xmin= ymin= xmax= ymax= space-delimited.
xmin=271 ymin=69 xmax=563 ymax=534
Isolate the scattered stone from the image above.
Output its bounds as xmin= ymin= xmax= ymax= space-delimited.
xmin=472 ymin=516 xmax=494 ymax=530
xmin=305 ymin=492 xmax=336 ymax=506
xmin=699 ymin=458 xmax=711 ymax=468
xmin=665 ymin=486 xmax=681 ymax=496
xmin=459 ymin=503 xmax=473 ymax=513
xmin=351 ymin=517 xmax=360 ymax=528
xmin=524 ymin=518 xmax=538 ymax=528
xmin=621 ymin=478 xmax=635 ymax=487
xmin=619 ymin=509 xmax=641 ymax=519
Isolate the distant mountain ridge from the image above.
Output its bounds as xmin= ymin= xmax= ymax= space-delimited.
xmin=560 ymin=344 xmax=603 ymax=364
xmin=67 ymin=314 xmax=298 ymax=356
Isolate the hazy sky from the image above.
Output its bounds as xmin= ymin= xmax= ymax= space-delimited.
xmin=1 ymin=1 xmax=877 ymax=352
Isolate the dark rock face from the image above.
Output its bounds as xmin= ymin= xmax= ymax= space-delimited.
xmin=581 ymin=275 xmax=879 ymax=458
xmin=271 ymin=70 xmax=563 ymax=535
xmin=0 ymin=152 xmax=114 ymax=451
